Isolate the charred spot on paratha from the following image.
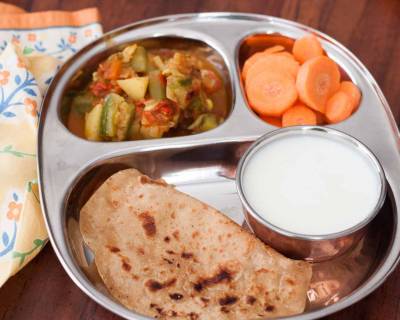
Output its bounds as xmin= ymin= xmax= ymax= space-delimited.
xmin=131 ymin=274 xmax=139 ymax=280
xmin=107 ymin=245 xmax=120 ymax=253
xmin=163 ymin=258 xmax=174 ymax=265
xmin=192 ymin=231 xmax=199 ymax=238
xmin=181 ymin=252 xmax=193 ymax=259
xmin=155 ymin=307 xmax=163 ymax=314
xmin=188 ymin=312 xmax=199 ymax=320
xmin=121 ymin=257 xmax=131 ymax=272
xmin=138 ymin=212 xmax=156 ymax=236
xmin=220 ymin=306 xmax=230 ymax=313
xmin=200 ymin=297 xmax=210 ymax=305
xmin=169 ymin=293 xmax=184 ymax=300
xmin=218 ymin=295 xmax=238 ymax=305
xmin=193 ymin=268 xmax=233 ymax=292
xmin=145 ymin=278 xmax=176 ymax=292
xmin=172 ymin=230 xmax=180 ymax=240
xmin=138 ymin=175 xmax=167 ymax=187
xmin=256 ymin=268 xmax=270 ymax=274
xmin=111 ymin=200 xmax=120 ymax=208
xmin=146 ymin=280 xmax=163 ymax=291
xmin=246 ymin=295 xmax=257 ymax=305
xmin=265 ymin=305 xmax=275 ymax=312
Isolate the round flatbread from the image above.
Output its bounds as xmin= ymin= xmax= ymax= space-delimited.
xmin=80 ymin=169 xmax=312 ymax=319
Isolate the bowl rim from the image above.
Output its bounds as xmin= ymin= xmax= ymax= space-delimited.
xmin=236 ymin=125 xmax=387 ymax=241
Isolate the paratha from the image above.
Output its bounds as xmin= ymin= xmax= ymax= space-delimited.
xmin=80 ymin=169 xmax=312 ymax=319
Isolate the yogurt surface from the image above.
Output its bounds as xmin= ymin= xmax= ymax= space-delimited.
xmin=242 ymin=133 xmax=382 ymax=235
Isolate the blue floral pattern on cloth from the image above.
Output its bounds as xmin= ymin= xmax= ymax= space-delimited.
xmin=0 ymin=63 xmax=37 ymax=119
xmin=0 ymin=191 xmax=20 ymax=257
xmin=0 ymin=25 xmax=101 ymax=61
xmin=0 ymin=21 xmax=102 ymax=286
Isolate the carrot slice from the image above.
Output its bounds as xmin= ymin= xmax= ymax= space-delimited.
xmin=246 ymin=70 xmax=298 ymax=116
xmin=244 ymin=35 xmax=295 ymax=53
xmin=242 ymin=46 xmax=285 ymax=80
xmin=246 ymin=54 xmax=300 ymax=85
xmin=293 ymin=34 xmax=324 ymax=64
xmin=315 ymin=110 xmax=326 ymax=124
xmin=263 ymin=45 xmax=285 ymax=55
xmin=260 ymin=115 xmax=282 ymax=127
xmin=340 ymin=81 xmax=361 ymax=111
xmin=296 ymin=56 xmax=340 ymax=113
xmin=282 ymin=104 xmax=317 ymax=127
xmin=273 ymin=51 xmax=297 ymax=59
xmin=103 ymin=57 xmax=122 ymax=80
xmin=242 ymin=52 xmax=265 ymax=80
xmin=325 ymin=91 xmax=353 ymax=123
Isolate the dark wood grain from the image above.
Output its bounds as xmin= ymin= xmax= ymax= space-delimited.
xmin=0 ymin=0 xmax=399 ymax=319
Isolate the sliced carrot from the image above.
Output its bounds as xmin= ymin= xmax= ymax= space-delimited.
xmin=246 ymin=69 xmax=298 ymax=116
xmin=263 ymin=45 xmax=285 ymax=55
xmin=296 ymin=56 xmax=340 ymax=113
xmin=244 ymin=35 xmax=295 ymax=53
xmin=260 ymin=115 xmax=282 ymax=127
xmin=315 ymin=110 xmax=326 ymax=124
xmin=273 ymin=51 xmax=297 ymax=59
xmin=242 ymin=46 xmax=285 ymax=80
xmin=246 ymin=54 xmax=300 ymax=84
xmin=103 ymin=57 xmax=122 ymax=80
xmin=325 ymin=91 xmax=353 ymax=123
xmin=340 ymin=81 xmax=361 ymax=111
xmin=282 ymin=104 xmax=317 ymax=127
xmin=242 ymin=52 xmax=266 ymax=81
xmin=292 ymin=34 xmax=324 ymax=64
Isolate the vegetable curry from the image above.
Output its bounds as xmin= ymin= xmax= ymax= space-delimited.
xmin=64 ymin=41 xmax=230 ymax=141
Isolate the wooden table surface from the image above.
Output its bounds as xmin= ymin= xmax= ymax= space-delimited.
xmin=1 ymin=0 xmax=399 ymax=319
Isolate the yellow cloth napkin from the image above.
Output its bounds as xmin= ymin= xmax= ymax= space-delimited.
xmin=0 ymin=2 xmax=102 ymax=287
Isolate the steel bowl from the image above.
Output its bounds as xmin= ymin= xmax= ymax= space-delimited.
xmin=236 ymin=126 xmax=387 ymax=261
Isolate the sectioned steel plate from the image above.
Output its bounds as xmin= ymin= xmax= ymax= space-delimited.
xmin=38 ymin=13 xmax=400 ymax=320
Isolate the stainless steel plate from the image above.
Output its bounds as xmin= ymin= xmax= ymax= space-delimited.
xmin=38 ymin=13 xmax=400 ymax=320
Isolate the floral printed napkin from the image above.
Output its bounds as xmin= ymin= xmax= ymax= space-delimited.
xmin=0 ymin=2 xmax=102 ymax=287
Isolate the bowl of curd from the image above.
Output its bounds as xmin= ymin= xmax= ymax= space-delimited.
xmin=236 ymin=126 xmax=387 ymax=261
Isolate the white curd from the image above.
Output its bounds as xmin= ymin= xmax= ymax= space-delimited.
xmin=242 ymin=134 xmax=382 ymax=235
